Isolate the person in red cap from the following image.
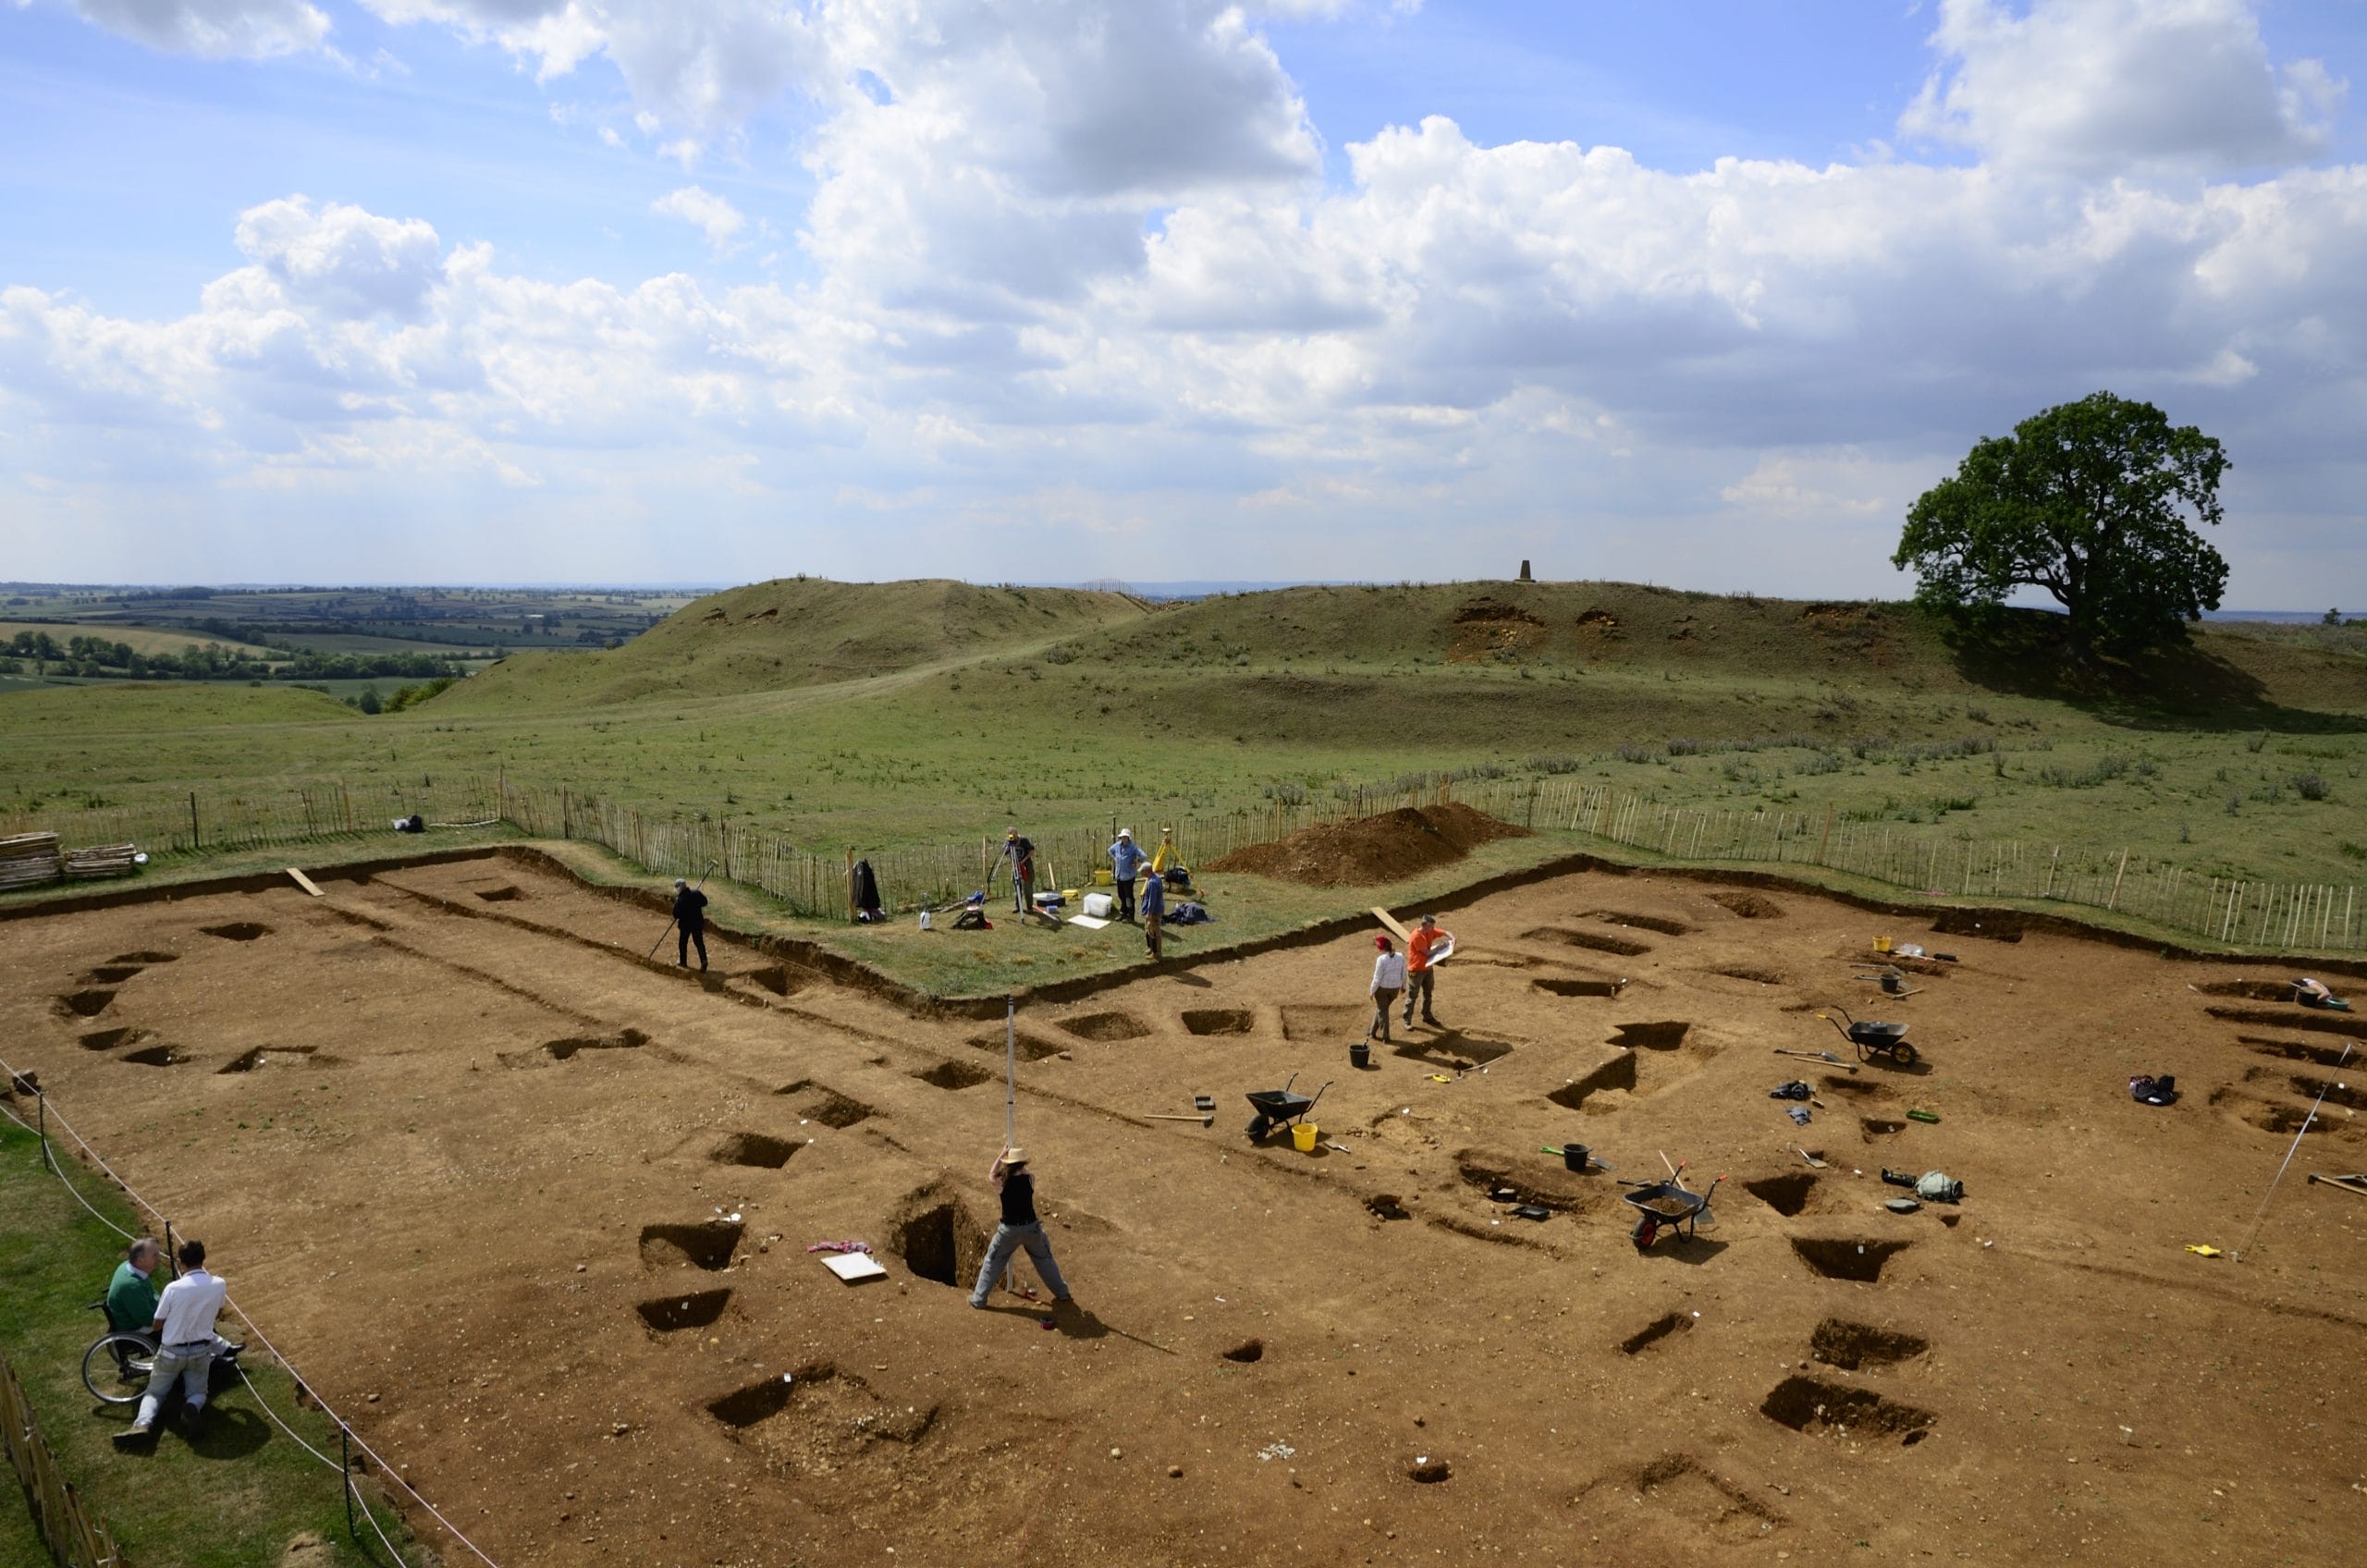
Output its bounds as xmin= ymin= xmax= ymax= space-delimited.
xmin=1368 ymin=934 xmax=1406 ymax=1043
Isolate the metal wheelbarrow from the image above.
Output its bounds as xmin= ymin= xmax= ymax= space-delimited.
xmin=1620 ymin=1168 xmax=1724 ymax=1250
xmin=1821 ymin=1005 xmax=1918 ymax=1067
xmin=1245 ymin=1072 xmax=1331 ymax=1144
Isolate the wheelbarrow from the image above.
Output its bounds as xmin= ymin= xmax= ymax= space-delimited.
xmin=1245 ymin=1072 xmax=1331 ymax=1144
xmin=1820 ymin=1005 xmax=1918 ymax=1067
xmin=1620 ymin=1167 xmax=1724 ymax=1250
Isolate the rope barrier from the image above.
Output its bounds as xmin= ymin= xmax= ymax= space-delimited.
xmin=1 ymin=1055 xmax=506 ymax=1568
xmin=2233 ymin=1041 xmax=2356 ymax=1262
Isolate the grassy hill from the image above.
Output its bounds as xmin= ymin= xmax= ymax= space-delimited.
xmin=4 ymin=579 xmax=2361 ymax=895
xmin=440 ymin=578 xmax=1150 ymax=711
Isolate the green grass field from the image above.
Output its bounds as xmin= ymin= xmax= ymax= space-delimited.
xmin=0 ymin=1119 xmax=417 ymax=1567
xmin=3 ymin=578 xmax=2361 ymax=926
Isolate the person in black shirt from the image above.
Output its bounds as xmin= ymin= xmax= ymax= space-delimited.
xmin=671 ymin=877 xmax=709 ymax=971
xmin=967 ymin=1147 xmax=1072 ymax=1308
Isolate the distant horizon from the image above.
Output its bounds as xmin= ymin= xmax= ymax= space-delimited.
xmin=0 ymin=578 xmax=2349 ymax=621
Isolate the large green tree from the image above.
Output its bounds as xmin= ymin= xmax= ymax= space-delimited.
xmin=1894 ymin=391 xmax=2230 ymax=657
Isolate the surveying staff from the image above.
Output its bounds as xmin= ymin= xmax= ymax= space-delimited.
xmin=1403 ymin=913 xmax=1449 ymax=1028
xmin=120 ymin=1239 xmax=227 ymax=1441
xmin=105 ymin=1237 xmax=161 ymax=1334
xmin=1140 ymin=864 xmax=1165 ymax=960
xmin=969 ymin=1148 xmax=1072 ymax=1309
xmin=1003 ymin=830 xmax=1037 ymax=916
xmin=1108 ymin=828 xmax=1145 ymax=921
xmin=672 ymin=877 xmax=709 ymax=971
xmin=1369 ymin=935 xmax=1405 ymax=1043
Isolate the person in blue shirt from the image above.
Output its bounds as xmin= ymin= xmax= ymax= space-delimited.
xmin=1139 ymin=864 xmax=1165 ymax=960
xmin=1107 ymin=828 xmax=1146 ymax=921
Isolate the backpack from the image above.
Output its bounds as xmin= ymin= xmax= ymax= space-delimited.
xmin=2129 ymin=1073 xmax=2178 ymax=1106
xmin=952 ymin=907 xmax=989 ymax=930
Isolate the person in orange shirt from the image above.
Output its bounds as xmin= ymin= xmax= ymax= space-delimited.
xmin=1403 ymin=913 xmax=1450 ymax=1028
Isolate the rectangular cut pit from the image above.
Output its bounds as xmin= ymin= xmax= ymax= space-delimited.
xmin=1760 ymin=1375 xmax=1933 ymax=1444
xmin=1181 ymin=1009 xmax=1255 ymax=1035
xmin=1586 ymin=911 xmax=1694 ymax=936
xmin=1792 ymin=1237 xmax=1910 ymax=1283
xmin=1548 ymin=1053 xmax=1637 ymax=1110
xmin=892 ymin=1193 xmax=988 ymax=1288
xmin=1809 ymin=1317 xmax=1930 ymax=1370
xmin=1522 ymin=926 xmax=1651 ymax=957
xmin=711 ymin=1132 xmax=800 ymax=1168
xmin=1058 ymin=1011 xmax=1152 ymax=1042
xmin=640 ymin=1220 xmax=745 ymax=1271
xmin=1744 ymin=1173 xmax=1818 ymax=1217
xmin=912 ymin=1060 xmax=992 ymax=1090
xmin=780 ymin=1084 xmax=877 ymax=1128
xmin=967 ymin=1030 xmax=1065 ymax=1061
xmin=1611 ymin=1022 xmax=1691 ymax=1050
xmin=638 ymin=1288 xmax=732 ymax=1332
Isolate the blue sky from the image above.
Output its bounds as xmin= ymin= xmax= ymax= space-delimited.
xmin=3 ymin=1 xmax=2364 ymax=607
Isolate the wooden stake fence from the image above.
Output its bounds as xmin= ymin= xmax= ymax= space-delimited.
xmin=4 ymin=769 xmax=2361 ymax=953
xmin=0 ymin=1347 xmax=124 ymax=1568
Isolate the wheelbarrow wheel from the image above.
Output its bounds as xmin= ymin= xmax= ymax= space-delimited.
xmin=1889 ymin=1042 xmax=1919 ymax=1067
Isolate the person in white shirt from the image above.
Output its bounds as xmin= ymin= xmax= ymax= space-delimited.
xmin=121 ymin=1238 xmax=229 ymax=1441
xmin=1368 ymin=935 xmax=1406 ymax=1044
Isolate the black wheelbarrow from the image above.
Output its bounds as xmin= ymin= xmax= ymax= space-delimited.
xmin=1620 ymin=1169 xmax=1724 ymax=1250
xmin=1245 ymin=1072 xmax=1332 ymax=1144
xmin=1821 ymin=1005 xmax=1918 ymax=1067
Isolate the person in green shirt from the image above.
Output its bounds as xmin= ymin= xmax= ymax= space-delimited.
xmin=104 ymin=1237 xmax=161 ymax=1335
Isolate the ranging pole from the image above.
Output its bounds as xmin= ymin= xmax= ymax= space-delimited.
xmin=1005 ymin=994 xmax=1018 ymax=1148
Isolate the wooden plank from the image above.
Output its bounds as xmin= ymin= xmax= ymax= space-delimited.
xmin=287 ymin=867 xmax=325 ymax=897
xmin=1370 ymin=906 xmax=1411 ymax=941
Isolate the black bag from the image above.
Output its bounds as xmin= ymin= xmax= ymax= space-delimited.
xmin=1769 ymin=1080 xmax=1812 ymax=1101
xmin=952 ymin=907 xmax=989 ymax=930
xmin=2129 ymin=1073 xmax=2178 ymax=1106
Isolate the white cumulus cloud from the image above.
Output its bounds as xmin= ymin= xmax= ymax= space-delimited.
xmin=650 ymin=185 xmax=746 ymax=252
xmin=1899 ymin=0 xmax=2345 ymax=175
xmin=67 ymin=0 xmax=332 ymax=58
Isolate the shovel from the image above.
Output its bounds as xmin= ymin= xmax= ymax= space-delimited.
xmin=1147 ymin=1112 xmax=1214 ymax=1126
xmin=1773 ymin=1047 xmax=1857 ymax=1072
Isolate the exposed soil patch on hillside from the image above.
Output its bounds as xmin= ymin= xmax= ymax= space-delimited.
xmin=1204 ymin=803 xmax=1527 ymax=888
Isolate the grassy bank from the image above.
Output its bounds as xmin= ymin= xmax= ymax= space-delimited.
xmin=0 ymin=1118 xmax=418 ymax=1567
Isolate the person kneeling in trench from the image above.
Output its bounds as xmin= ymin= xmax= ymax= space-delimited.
xmin=969 ymin=1147 xmax=1072 ymax=1310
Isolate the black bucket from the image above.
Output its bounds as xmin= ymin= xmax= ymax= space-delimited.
xmin=1349 ymin=1041 xmax=1372 ymax=1070
xmin=1881 ymin=972 xmax=1904 ymax=995
xmin=1563 ymin=1143 xmax=1590 ymax=1172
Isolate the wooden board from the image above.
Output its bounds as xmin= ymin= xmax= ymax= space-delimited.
xmin=1370 ymin=906 xmax=1411 ymax=941
xmin=286 ymin=868 xmax=325 ymax=898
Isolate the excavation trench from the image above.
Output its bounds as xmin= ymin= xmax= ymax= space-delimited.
xmin=711 ymin=1133 xmax=801 ymax=1169
xmin=639 ymin=1220 xmax=745 ymax=1272
xmin=1809 ymin=1318 xmax=1930 ymax=1370
xmin=638 ymin=1288 xmax=732 ymax=1332
xmin=1792 ymin=1238 xmax=1911 ymax=1283
xmin=1760 ymin=1375 xmax=1933 ymax=1444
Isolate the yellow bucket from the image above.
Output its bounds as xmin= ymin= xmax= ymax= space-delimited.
xmin=1873 ymin=936 xmax=1893 ymax=954
xmin=1291 ymin=1123 xmax=1319 ymax=1153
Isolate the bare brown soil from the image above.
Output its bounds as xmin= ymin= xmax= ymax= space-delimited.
xmin=5 ymin=854 xmax=2366 ymax=1566
xmin=1205 ymin=803 xmax=1527 ymax=887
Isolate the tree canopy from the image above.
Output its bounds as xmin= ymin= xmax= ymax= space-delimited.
xmin=1894 ymin=392 xmax=2230 ymax=656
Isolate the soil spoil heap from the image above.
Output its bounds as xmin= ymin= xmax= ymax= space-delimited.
xmin=1205 ymin=802 xmax=1527 ymax=887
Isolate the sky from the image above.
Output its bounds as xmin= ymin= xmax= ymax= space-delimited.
xmin=2 ymin=1 xmax=2364 ymax=607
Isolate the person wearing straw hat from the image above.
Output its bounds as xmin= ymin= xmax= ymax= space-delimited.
xmin=1107 ymin=827 xmax=1145 ymax=922
xmin=1368 ymin=934 xmax=1406 ymax=1043
xmin=969 ymin=1147 xmax=1072 ymax=1310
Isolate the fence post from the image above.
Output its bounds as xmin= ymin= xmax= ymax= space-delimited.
xmin=343 ymin=1424 xmax=358 ymax=1542
xmin=2106 ymin=847 xmax=2130 ymax=912
xmin=35 ymin=1090 xmax=48 ymax=1173
xmin=188 ymin=790 xmax=200 ymax=851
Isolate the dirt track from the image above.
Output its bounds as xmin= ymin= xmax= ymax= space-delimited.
xmin=6 ymin=852 xmax=2366 ymax=1566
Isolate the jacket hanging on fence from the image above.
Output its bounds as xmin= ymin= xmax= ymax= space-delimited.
xmin=852 ymin=858 xmax=883 ymax=920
